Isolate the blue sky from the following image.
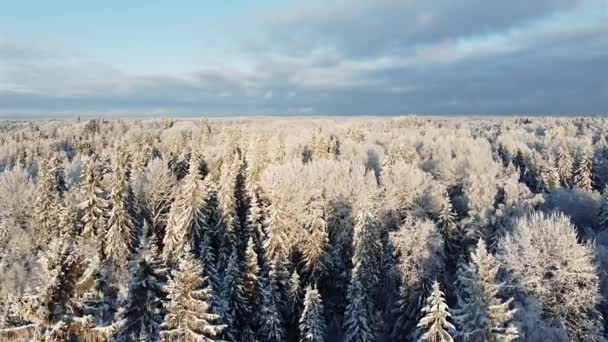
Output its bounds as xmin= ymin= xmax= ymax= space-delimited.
xmin=1 ymin=0 xmax=607 ymax=117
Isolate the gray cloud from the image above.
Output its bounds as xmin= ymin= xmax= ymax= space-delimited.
xmin=0 ymin=0 xmax=607 ymax=116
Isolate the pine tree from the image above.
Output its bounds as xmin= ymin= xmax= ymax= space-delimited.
xmin=557 ymin=145 xmax=573 ymax=187
xmin=105 ymin=147 xmax=135 ymax=271
xmin=258 ymin=272 xmax=286 ymax=342
xmin=51 ymin=152 xmax=68 ymax=195
xmin=540 ymin=154 xmax=560 ymax=191
xmin=220 ymin=248 xmax=247 ymax=342
xmin=145 ymin=158 xmax=174 ymax=251
xmin=33 ymin=158 xmax=61 ymax=244
xmin=343 ymin=266 xmax=374 ymax=342
xmin=299 ymin=286 xmax=326 ymax=342
xmin=114 ymin=249 xmax=167 ymax=341
xmin=163 ymin=152 xmax=211 ymax=263
xmin=217 ymin=147 xmax=244 ymax=271
xmin=454 ymin=239 xmax=517 ymax=342
xmin=351 ymin=204 xmax=382 ymax=298
xmin=160 ymin=250 xmax=225 ymax=342
xmin=574 ymin=148 xmax=594 ymax=191
xmin=416 ymin=280 xmax=455 ymax=342
xmin=302 ymin=193 xmax=332 ymax=283
xmin=78 ymin=157 xmax=108 ymax=242
xmin=241 ymin=238 xmax=261 ymax=341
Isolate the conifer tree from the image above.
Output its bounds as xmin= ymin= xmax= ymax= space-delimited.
xmin=574 ymin=148 xmax=594 ymax=191
xmin=454 ymin=239 xmax=517 ymax=342
xmin=217 ymin=147 xmax=244 ymax=271
xmin=163 ymin=151 xmax=210 ymax=263
xmin=302 ymin=193 xmax=332 ymax=283
xmin=144 ymin=158 xmax=174 ymax=251
xmin=105 ymin=147 xmax=135 ymax=271
xmin=78 ymin=157 xmax=108 ymax=241
xmin=416 ymin=280 xmax=455 ymax=342
xmin=258 ymin=272 xmax=286 ymax=342
xmin=540 ymin=154 xmax=560 ymax=191
xmin=343 ymin=266 xmax=374 ymax=342
xmin=114 ymin=248 xmax=167 ymax=341
xmin=557 ymin=145 xmax=573 ymax=187
xmin=241 ymin=238 xmax=261 ymax=341
xmin=51 ymin=152 xmax=68 ymax=195
xmin=299 ymin=286 xmax=326 ymax=342
xmin=33 ymin=158 xmax=61 ymax=243
xmin=351 ymin=204 xmax=382 ymax=297
xmin=220 ymin=248 xmax=247 ymax=342
xmin=160 ymin=249 xmax=225 ymax=342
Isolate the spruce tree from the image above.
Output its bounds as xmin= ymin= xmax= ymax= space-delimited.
xmin=78 ymin=157 xmax=108 ymax=242
xmin=163 ymin=152 xmax=210 ymax=263
xmin=343 ymin=266 xmax=374 ymax=342
xmin=299 ymin=286 xmax=326 ymax=342
xmin=557 ymin=145 xmax=573 ymax=187
xmin=241 ymin=238 xmax=261 ymax=341
xmin=33 ymin=158 xmax=61 ymax=244
xmin=114 ymin=248 xmax=167 ymax=341
xmin=302 ymin=193 xmax=332 ymax=283
xmin=144 ymin=158 xmax=174 ymax=251
xmin=51 ymin=152 xmax=68 ymax=195
xmin=220 ymin=248 xmax=247 ymax=342
xmin=258 ymin=272 xmax=286 ymax=342
xmin=160 ymin=249 xmax=224 ymax=342
xmin=454 ymin=239 xmax=517 ymax=342
xmin=416 ymin=280 xmax=455 ymax=342
xmin=574 ymin=148 xmax=594 ymax=191
xmin=105 ymin=147 xmax=135 ymax=272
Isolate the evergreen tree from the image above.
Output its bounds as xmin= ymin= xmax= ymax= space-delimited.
xmin=160 ymin=250 xmax=225 ymax=342
xmin=343 ymin=266 xmax=374 ymax=342
xmin=144 ymin=158 xmax=174 ymax=251
xmin=302 ymin=193 xmax=332 ymax=283
xmin=258 ymin=272 xmax=286 ymax=342
xmin=220 ymin=248 xmax=247 ymax=342
xmin=114 ymin=249 xmax=167 ymax=341
xmin=416 ymin=280 xmax=455 ymax=342
xmin=33 ymin=158 xmax=61 ymax=244
xmin=540 ymin=154 xmax=560 ymax=191
xmin=454 ymin=239 xmax=517 ymax=342
xmin=78 ymin=157 xmax=108 ymax=243
xmin=241 ymin=238 xmax=261 ymax=341
xmin=105 ymin=147 xmax=135 ymax=271
xmin=557 ymin=145 xmax=573 ymax=187
xmin=163 ymin=152 xmax=211 ymax=263
xmin=299 ymin=286 xmax=326 ymax=342
xmin=51 ymin=152 xmax=68 ymax=195
xmin=574 ymin=148 xmax=594 ymax=191
xmin=351 ymin=204 xmax=382 ymax=298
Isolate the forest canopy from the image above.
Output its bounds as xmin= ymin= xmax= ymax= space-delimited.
xmin=0 ymin=116 xmax=607 ymax=341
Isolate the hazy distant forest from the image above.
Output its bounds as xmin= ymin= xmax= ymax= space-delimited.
xmin=1 ymin=116 xmax=608 ymax=342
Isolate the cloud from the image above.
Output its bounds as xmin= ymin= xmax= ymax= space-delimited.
xmin=0 ymin=0 xmax=607 ymax=116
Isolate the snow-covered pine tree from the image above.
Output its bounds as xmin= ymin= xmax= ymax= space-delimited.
xmin=299 ymin=286 xmax=326 ymax=342
xmin=574 ymin=147 xmax=594 ymax=191
xmin=540 ymin=154 xmax=560 ymax=191
xmin=105 ymin=147 xmax=135 ymax=272
xmin=113 ymin=248 xmax=167 ymax=341
xmin=351 ymin=203 xmax=382 ymax=299
xmin=343 ymin=266 xmax=374 ymax=342
xmin=78 ymin=157 xmax=108 ymax=241
xmin=557 ymin=145 xmax=573 ymax=187
xmin=160 ymin=249 xmax=225 ymax=342
xmin=454 ymin=239 xmax=517 ymax=342
xmin=416 ymin=280 xmax=455 ymax=342
xmin=258 ymin=271 xmax=286 ymax=342
xmin=302 ymin=193 xmax=332 ymax=283
xmin=217 ymin=145 xmax=244 ymax=271
xmin=163 ymin=151 xmax=211 ymax=263
xmin=144 ymin=157 xmax=174 ymax=251
xmin=241 ymin=238 xmax=261 ymax=341
xmin=33 ymin=157 xmax=61 ymax=244
xmin=599 ymin=185 xmax=608 ymax=231
xmin=247 ymin=187 xmax=269 ymax=269
xmin=288 ymin=269 xmax=304 ymax=340
xmin=51 ymin=152 xmax=68 ymax=195
xmin=220 ymin=248 xmax=247 ymax=342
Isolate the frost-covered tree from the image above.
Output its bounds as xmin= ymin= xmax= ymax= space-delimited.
xmin=258 ymin=272 xmax=286 ymax=342
xmin=343 ymin=266 xmax=374 ymax=342
xmin=540 ymin=154 xmax=560 ymax=191
xmin=78 ymin=157 xmax=108 ymax=243
xmin=557 ymin=145 xmax=573 ymax=187
xmin=302 ymin=193 xmax=332 ymax=282
xmin=299 ymin=286 xmax=326 ymax=342
xmin=160 ymin=249 xmax=224 ymax=342
xmin=163 ymin=152 xmax=211 ymax=263
xmin=598 ymin=185 xmax=608 ymax=231
xmin=220 ymin=248 xmax=247 ymax=342
xmin=144 ymin=158 xmax=174 ymax=251
xmin=454 ymin=239 xmax=517 ymax=342
xmin=105 ymin=147 xmax=135 ymax=271
xmin=498 ymin=212 xmax=605 ymax=341
xmin=51 ymin=153 xmax=68 ymax=195
xmin=241 ymin=238 xmax=261 ymax=341
xmin=33 ymin=158 xmax=61 ymax=244
xmin=574 ymin=148 xmax=594 ymax=191
xmin=114 ymin=249 xmax=167 ymax=341
xmin=351 ymin=203 xmax=382 ymax=298
xmin=416 ymin=280 xmax=455 ymax=342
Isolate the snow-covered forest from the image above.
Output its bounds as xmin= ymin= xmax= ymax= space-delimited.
xmin=0 ymin=116 xmax=607 ymax=341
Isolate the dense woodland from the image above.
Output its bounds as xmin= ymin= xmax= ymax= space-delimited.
xmin=0 ymin=116 xmax=607 ymax=341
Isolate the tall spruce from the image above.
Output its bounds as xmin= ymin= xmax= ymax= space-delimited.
xmin=78 ymin=157 xmax=109 ymax=248
xmin=454 ymin=239 xmax=517 ymax=342
xmin=416 ymin=281 xmax=455 ymax=342
xmin=574 ymin=147 xmax=594 ymax=191
xmin=160 ymin=249 xmax=225 ymax=342
xmin=299 ymin=286 xmax=326 ymax=342
xmin=343 ymin=266 xmax=374 ymax=342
